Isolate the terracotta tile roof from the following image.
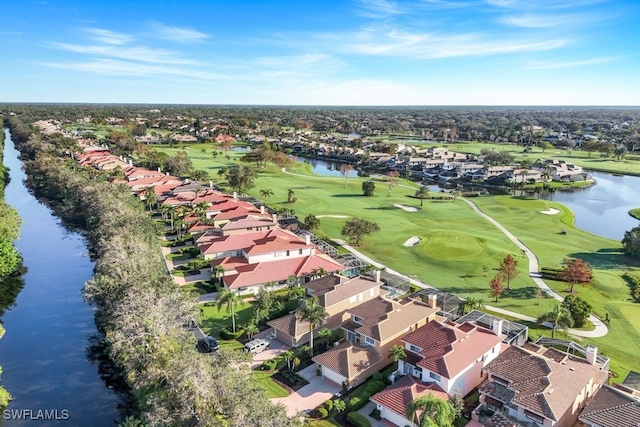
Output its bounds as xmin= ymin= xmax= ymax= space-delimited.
xmin=221 ymin=216 xmax=277 ymax=231
xmin=483 ymin=345 xmax=607 ymax=421
xmin=579 ymin=385 xmax=640 ymax=427
xmin=199 ymin=230 xmax=271 ymax=255
xmin=312 ymin=341 xmax=383 ymax=381
xmin=267 ymin=313 xmax=311 ymax=338
xmin=371 ymin=376 xmax=449 ymax=419
xmin=346 ymin=297 xmax=438 ymax=343
xmin=402 ymin=320 xmax=504 ymax=379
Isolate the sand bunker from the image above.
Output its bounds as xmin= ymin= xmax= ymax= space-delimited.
xmin=403 ymin=237 xmax=421 ymax=247
xmin=317 ymin=215 xmax=349 ymax=218
xmin=394 ymin=204 xmax=418 ymax=212
xmin=540 ymin=208 xmax=560 ymax=215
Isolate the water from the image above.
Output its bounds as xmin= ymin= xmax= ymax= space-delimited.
xmin=0 ymin=130 xmax=121 ymax=426
xmin=294 ymin=155 xmax=640 ymax=240
xmin=552 ymin=171 xmax=640 ymax=241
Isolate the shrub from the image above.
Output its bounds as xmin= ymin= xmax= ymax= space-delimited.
xmin=261 ymin=358 xmax=278 ymax=371
xmin=346 ymin=412 xmax=371 ymax=427
xmin=219 ymin=327 xmax=244 ymax=340
xmin=324 ymin=399 xmax=333 ymax=412
xmin=364 ymin=380 xmax=386 ymax=396
xmin=348 ymin=394 xmax=370 ymax=411
xmin=369 ymin=408 xmax=381 ymax=420
xmin=371 ymin=372 xmax=384 ymax=382
xmin=317 ymin=407 xmax=328 ymax=419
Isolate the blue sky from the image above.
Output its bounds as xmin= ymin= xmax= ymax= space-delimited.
xmin=2 ymin=0 xmax=638 ymax=105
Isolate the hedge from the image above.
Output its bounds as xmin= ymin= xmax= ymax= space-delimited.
xmin=261 ymin=359 xmax=278 ymax=371
xmin=346 ymin=412 xmax=371 ymax=427
xmin=220 ymin=327 xmax=245 ymax=340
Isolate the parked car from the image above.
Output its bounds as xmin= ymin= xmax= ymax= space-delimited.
xmin=244 ymin=338 xmax=270 ymax=355
xmin=201 ymin=336 xmax=220 ymax=352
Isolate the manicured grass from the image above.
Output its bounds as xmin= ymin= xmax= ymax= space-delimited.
xmin=199 ymin=301 xmax=255 ymax=338
xmin=251 ymin=370 xmax=289 ymax=398
xmin=166 ymin=252 xmax=194 ymax=260
xmin=629 ymin=208 xmax=640 ymax=220
xmin=442 ymin=141 xmax=640 ymax=176
xmin=180 ymin=281 xmax=215 ymax=295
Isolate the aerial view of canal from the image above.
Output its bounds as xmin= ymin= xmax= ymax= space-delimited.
xmin=0 ymin=130 xmax=121 ymax=426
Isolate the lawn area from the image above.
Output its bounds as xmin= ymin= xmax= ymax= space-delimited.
xmin=472 ymin=195 xmax=640 ymax=378
xmin=199 ymin=300 xmax=255 ymax=337
xmin=251 ymin=370 xmax=289 ymax=398
xmin=442 ymin=141 xmax=640 ymax=176
xmin=180 ymin=281 xmax=215 ymax=295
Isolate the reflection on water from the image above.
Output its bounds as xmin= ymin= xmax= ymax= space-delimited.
xmin=0 ymin=130 xmax=121 ymax=426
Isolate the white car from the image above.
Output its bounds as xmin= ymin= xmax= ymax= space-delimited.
xmin=244 ymin=338 xmax=270 ymax=355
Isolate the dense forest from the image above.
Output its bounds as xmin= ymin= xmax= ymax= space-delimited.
xmin=5 ymin=117 xmax=299 ymax=427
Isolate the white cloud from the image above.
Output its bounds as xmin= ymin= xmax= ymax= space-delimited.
xmin=149 ymin=22 xmax=209 ymax=42
xmin=525 ymin=56 xmax=617 ymax=69
xmin=83 ymin=28 xmax=133 ymax=45
xmin=355 ymin=0 xmax=405 ymax=18
xmin=501 ymin=12 xmax=605 ymax=28
xmin=50 ymin=42 xmax=201 ymax=65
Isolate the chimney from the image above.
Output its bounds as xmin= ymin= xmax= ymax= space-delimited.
xmin=586 ymin=346 xmax=598 ymax=365
xmin=260 ymin=205 xmax=265 ymax=214
xmin=128 ymin=159 xmax=133 ymax=165
xmin=374 ymin=270 xmax=381 ymax=283
xmin=209 ymin=181 xmax=213 ymax=188
xmin=272 ymin=213 xmax=277 ymax=222
xmin=233 ymin=191 xmax=237 ymax=200
xmin=428 ymin=294 xmax=438 ymax=309
xmin=158 ymin=167 xmax=161 ymax=172
xmin=304 ymin=234 xmax=311 ymax=245
xmin=492 ymin=319 xmax=504 ymax=336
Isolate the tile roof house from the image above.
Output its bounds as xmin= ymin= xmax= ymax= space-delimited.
xmin=370 ymin=375 xmax=449 ymax=427
xmin=313 ymin=295 xmax=440 ymax=388
xmin=476 ymin=343 xmax=608 ymax=427
xmin=398 ymin=319 xmax=506 ymax=398
xmin=267 ymin=274 xmax=383 ymax=347
xmin=578 ymin=383 xmax=640 ymax=427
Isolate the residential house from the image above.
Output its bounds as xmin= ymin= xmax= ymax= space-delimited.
xmin=398 ymin=319 xmax=505 ymax=397
xmin=267 ymin=273 xmax=383 ymax=347
xmin=370 ymin=375 xmax=450 ymax=427
xmin=476 ymin=343 xmax=608 ymax=427
xmin=313 ymin=295 xmax=440 ymax=388
xmin=578 ymin=383 xmax=640 ymax=427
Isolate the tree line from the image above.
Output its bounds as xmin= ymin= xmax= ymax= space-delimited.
xmin=5 ymin=116 xmax=298 ymax=427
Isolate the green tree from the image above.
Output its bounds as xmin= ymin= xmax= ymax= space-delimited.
xmin=287 ymin=188 xmax=295 ymax=203
xmin=562 ymin=295 xmax=592 ymax=328
xmin=415 ymin=185 xmax=429 ymax=206
xmin=227 ymin=164 xmax=256 ymax=194
xmin=362 ymin=180 xmax=376 ymax=196
xmin=622 ymin=225 xmax=640 ymax=259
xmin=389 ymin=344 xmax=406 ymax=369
xmin=318 ymin=327 xmax=333 ymax=350
xmin=537 ymin=304 xmax=574 ymax=339
xmin=304 ymin=214 xmax=321 ymax=233
xmin=333 ymin=399 xmax=346 ymax=413
xmin=191 ymin=169 xmax=209 ymax=182
xmin=259 ymin=188 xmax=274 ymax=204
xmin=295 ymin=297 xmax=328 ymax=357
xmin=216 ymin=288 xmax=243 ymax=333
xmin=406 ymin=394 xmax=456 ymax=427
xmin=499 ymin=254 xmax=519 ymax=290
xmin=142 ymin=187 xmax=157 ymax=211
xmin=282 ymin=349 xmax=295 ymax=371
xmin=559 ymin=257 xmax=592 ymax=293
xmin=341 ymin=218 xmax=380 ymax=246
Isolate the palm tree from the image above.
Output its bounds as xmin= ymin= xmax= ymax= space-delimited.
xmin=211 ymin=265 xmax=226 ymax=286
xmin=389 ymin=344 xmax=406 ymax=370
xmin=415 ymin=186 xmax=429 ymax=206
xmin=287 ymin=188 xmax=295 ymax=203
xmin=194 ymin=201 xmax=209 ymax=221
xmin=245 ymin=322 xmax=259 ymax=340
xmin=216 ymin=288 xmax=243 ymax=333
xmin=537 ymin=304 xmax=574 ymax=339
xmin=318 ymin=327 xmax=333 ymax=350
xmin=143 ymin=186 xmax=157 ymax=211
xmin=282 ymin=349 xmax=295 ymax=371
xmin=406 ymin=394 xmax=456 ymax=427
xmin=295 ymin=297 xmax=328 ymax=357
xmin=259 ymin=188 xmax=274 ymax=204
xmin=310 ymin=267 xmax=328 ymax=280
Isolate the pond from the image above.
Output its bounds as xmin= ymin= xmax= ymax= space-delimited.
xmin=0 ymin=130 xmax=121 ymax=426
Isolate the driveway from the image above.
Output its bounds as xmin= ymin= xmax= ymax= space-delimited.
xmin=250 ymin=329 xmax=288 ymax=369
xmin=271 ymin=364 xmax=341 ymax=417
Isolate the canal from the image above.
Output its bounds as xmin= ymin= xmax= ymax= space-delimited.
xmin=0 ymin=130 xmax=121 ymax=426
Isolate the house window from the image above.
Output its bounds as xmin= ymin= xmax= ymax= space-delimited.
xmin=346 ymin=331 xmax=358 ymax=342
xmin=353 ymin=315 xmax=363 ymax=323
xmin=299 ymin=249 xmax=303 ymax=254
xmin=274 ymin=251 xmax=285 ymax=257
xmin=429 ymin=372 xmax=441 ymax=382
xmin=524 ymin=410 xmax=544 ymax=424
xmin=409 ymin=344 xmax=421 ymax=353
xmin=364 ymin=336 xmax=375 ymax=346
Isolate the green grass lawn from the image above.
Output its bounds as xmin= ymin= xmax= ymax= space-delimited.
xmin=199 ymin=301 xmax=255 ymax=337
xmin=252 ymin=370 xmax=289 ymax=398
xmin=180 ymin=281 xmax=215 ymax=295
xmin=156 ymin=145 xmax=640 ymax=379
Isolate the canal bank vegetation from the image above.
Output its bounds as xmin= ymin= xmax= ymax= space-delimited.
xmin=5 ymin=117 xmax=297 ymax=427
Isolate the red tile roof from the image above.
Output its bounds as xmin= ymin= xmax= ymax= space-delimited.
xmin=579 ymin=385 xmax=640 ymax=427
xmin=312 ymin=341 xmax=383 ymax=381
xmin=371 ymin=376 xmax=449 ymax=419
xmin=402 ymin=320 xmax=504 ymax=379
